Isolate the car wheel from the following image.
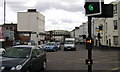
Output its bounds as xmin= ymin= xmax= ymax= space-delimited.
xmin=74 ymin=48 xmax=76 ymax=51
xmin=53 ymin=49 xmax=56 ymax=52
xmin=56 ymin=49 xmax=58 ymax=51
xmin=41 ymin=61 xmax=47 ymax=70
xmin=72 ymin=48 xmax=76 ymax=51
xmin=59 ymin=47 xmax=61 ymax=50
xmin=64 ymin=48 xmax=66 ymax=51
xmin=26 ymin=70 xmax=30 ymax=72
xmin=2 ymin=51 xmax=5 ymax=55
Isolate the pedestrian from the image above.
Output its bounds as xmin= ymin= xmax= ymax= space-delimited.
xmin=108 ymin=42 xmax=111 ymax=50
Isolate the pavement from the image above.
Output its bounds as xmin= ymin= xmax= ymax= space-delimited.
xmin=79 ymin=43 xmax=120 ymax=51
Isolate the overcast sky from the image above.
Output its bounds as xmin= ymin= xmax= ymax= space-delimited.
xmin=0 ymin=0 xmax=116 ymax=31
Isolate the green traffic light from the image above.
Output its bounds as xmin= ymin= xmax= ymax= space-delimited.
xmin=88 ymin=4 xmax=94 ymax=11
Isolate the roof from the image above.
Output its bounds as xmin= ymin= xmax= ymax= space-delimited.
xmin=13 ymin=45 xmax=35 ymax=48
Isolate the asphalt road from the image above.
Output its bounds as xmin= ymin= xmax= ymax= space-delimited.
xmin=42 ymin=44 xmax=120 ymax=72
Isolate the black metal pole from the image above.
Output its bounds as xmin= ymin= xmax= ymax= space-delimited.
xmin=88 ymin=16 xmax=92 ymax=72
xmin=88 ymin=16 xmax=92 ymax=38
xmin=98 ymin=33 xmax=101 ymax=48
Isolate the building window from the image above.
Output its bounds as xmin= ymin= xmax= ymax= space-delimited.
xmin=113 ymin=20 xmax=117 ymax=30
xmin=114 ymin=4 xmax=117 ymax=14
xmin=113 ymin=36 xmax=118 ymax=45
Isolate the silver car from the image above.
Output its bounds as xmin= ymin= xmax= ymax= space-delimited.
xmin=0 ymin=48 xmax=6 ymax=56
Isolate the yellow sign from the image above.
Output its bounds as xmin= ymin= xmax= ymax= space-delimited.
xmin=96 ymin=30 xmax=100 ymax=32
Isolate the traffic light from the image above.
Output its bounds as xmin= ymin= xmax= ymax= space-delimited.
xmin=86 ymin=59 xmax=93 ymax=65
xmin=86 ymin=37 xmax=93 ymax=49
xmin=84 ymin=0 xmax=104 ymax=16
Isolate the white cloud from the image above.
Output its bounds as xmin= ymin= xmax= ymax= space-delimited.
xmin=25 ymin=0 xmax=37 ymax=7
xmin=104 ymin=0 xmax=117 ymax=4
xmin=5 ymin=6 xmax=17 ymax=23
xmin=43 ymin=8 xmax=87 ymax=31
xmin=0 ymin=7 xmax=4 ymax=24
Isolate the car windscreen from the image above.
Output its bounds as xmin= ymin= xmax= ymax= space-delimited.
xmin=16 ymin=40 xmax=20 ymax=42
xmin=3 ymin=47 xmax=31 ymax=58
xmin=46 ymin=43 xmax=55 ymax=45
xmin=65 ymin=40 xmax=75 ymax=44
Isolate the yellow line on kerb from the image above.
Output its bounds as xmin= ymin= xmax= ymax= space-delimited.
xmin=112 ymin=67 xmax=120 ymax=70
xmin=112 ymin=61 xmax=120 ymax=63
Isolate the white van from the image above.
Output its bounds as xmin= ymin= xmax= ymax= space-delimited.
xmin=64 ymin=38 xmax=76 ymax=51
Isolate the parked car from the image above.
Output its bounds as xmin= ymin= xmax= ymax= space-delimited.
xmin=13 ymin=40 xmax=21 ymax=46
xmin=24 ymin=40 xmax=36 ymax=45
xmin=0 ymin=45 xmax=47 ymax=72
xmin=43 ymin=42 xmax=58 ymax=52
xmin=0 ymin=48 xmax=6 ymax=56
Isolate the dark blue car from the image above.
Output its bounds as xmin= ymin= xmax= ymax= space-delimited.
xmin=0 ymin=45 xmax=47 ymax=72
xmin=43 ymin=42 xmax=58 ymax=52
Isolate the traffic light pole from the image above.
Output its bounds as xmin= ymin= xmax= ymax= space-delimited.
xmin=88 ymin=16 xmax=92 ymax=72
xmin=88 ymin=16 xmax=92 ymax=38
xmin=84 ymin=1 xmax=113 ymax=72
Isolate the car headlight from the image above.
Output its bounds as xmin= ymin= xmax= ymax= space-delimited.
xmin=11 ymin=67 xmax=16 ymax=70
xmin=11 ymin=65 xmax=22 ymax=70
xmin=1 ymin=66 xmax=5 ymax=70
xmin=16 ymin=65 xmax=22 ymax=70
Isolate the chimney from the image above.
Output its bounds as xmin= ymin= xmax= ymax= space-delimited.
xmin=75 ymin=27 xmax=79 ymax=29
xmin=28 ymin=9 xmax=37 ymax=12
